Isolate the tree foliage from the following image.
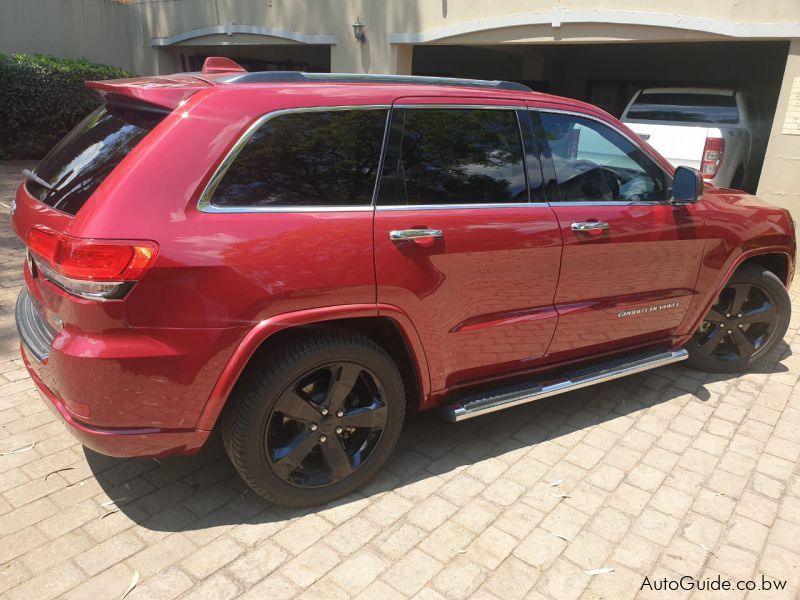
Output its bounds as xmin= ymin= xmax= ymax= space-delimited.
xmin=0 ymin=53 xmax=130 ymax=159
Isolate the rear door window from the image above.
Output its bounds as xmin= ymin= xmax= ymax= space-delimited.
xmin=27 ymin=106 xmax=159 ymax=216
xmin=625 ymin=92 xmax=739 ymax=124
xmin=209 ymin=108 xmax=388 ymax=208
xmin=376 ymin=108 xmax=527 ymax=206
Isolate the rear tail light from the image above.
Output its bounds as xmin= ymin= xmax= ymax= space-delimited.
xmin=27 ymin=227 xmax=157 ymax=300
xmin=701 ymin=136 xmax=725 ymax=179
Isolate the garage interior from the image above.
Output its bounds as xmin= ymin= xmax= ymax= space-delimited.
xmin=173 ymin=43 xmax=331 ymax=73
xmin=412 ymin=41 xmax=790 ymax=193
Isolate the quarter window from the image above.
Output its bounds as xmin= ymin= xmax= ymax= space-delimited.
xmin=539 ymin=112 xmax=669 ymax=203
xmin=210 ymin=109 xmax=388 ymax=207
xmin=377 ymin=108 xmax=527 ymax=206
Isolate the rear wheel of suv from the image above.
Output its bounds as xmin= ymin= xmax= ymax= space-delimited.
xmin=686 ymin=265 xmax=790 ymax=373
xmin=222 ymin=330 xmax=405 ymax=507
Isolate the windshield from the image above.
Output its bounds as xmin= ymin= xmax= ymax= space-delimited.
xmin=26 ymin=106 xmax=159 ymax=216
xmin=626 ymin=92 xmax=739 ymax=125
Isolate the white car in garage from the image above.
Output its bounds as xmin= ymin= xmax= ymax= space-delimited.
xmin=621 ymin=87 xmax=767 ymax=190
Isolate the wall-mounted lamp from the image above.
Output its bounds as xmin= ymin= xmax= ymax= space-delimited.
xmin=353 ymin=17 xmax=365 ymax=43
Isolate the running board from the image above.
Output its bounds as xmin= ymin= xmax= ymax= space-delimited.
xmin=442 ymin=349 xmax=688 ymax=422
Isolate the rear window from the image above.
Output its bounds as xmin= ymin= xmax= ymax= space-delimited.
xmin=626 ymin=92 xmax=739 ymax=124
xmin=25 ymin=106 xmax=159 ymax=216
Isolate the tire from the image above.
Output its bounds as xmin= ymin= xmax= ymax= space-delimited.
xmin=222 ymin=330 xmax=405 ymax=507
xmin=686 ymin=265 xmax=790 ymax=373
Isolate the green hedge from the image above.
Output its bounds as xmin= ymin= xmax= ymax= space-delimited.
xmin=0 ymin=53 xmax=131 ymax=159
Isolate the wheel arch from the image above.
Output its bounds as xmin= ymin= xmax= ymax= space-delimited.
xmin=736 ymin=252 xmax=791 ymax=286
xmin=196 ymin=305 xmax=430 ymax=431
xmin=677 ymin=246 xmax=793 ymax=342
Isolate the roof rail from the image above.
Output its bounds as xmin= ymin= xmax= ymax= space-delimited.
xmin=217 ymin=71 xmax=533 ymax=92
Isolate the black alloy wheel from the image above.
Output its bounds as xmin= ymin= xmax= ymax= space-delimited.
xmin=687 ymin=266 xmax=790 ymax=373
xmin=694 ymin=282 xmax=777 ymax=360
xmin=222 ymin=330 xmax=405 ymax=507
xmin=266 ymin=362 xmax=388 ymax=487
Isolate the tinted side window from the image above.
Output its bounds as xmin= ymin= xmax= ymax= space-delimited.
xmin=539 ymin=112 xmax=669 ymax=203
xmin=210 ymin=109 xmax=388 ymax=207
xmin=377 ymin=108 xmax=527 ymax=206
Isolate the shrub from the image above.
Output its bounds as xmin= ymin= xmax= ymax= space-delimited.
xmin=0 ymin=53 xmax=131 ymax=159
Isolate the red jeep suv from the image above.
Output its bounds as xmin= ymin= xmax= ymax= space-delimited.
xmin=13 ymin=58 xmax=795 ymax=506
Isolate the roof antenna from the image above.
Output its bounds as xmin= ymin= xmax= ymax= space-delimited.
xmin=201 ymin=57 xmax=247 ymax=75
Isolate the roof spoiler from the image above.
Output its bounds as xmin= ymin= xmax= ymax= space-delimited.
xmin=85 ymin=74 xmax=212 ymax=111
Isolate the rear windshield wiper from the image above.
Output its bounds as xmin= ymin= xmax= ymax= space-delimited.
xmin=22 ymin=169 xmax=53 ymax=190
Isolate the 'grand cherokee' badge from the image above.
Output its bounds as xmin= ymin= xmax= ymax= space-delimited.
xmin=618 ymin=302 xmax=680 ymax=318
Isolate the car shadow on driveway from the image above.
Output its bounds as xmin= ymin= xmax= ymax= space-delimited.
xmin=83 ymin=341 xmax=791 ymax=534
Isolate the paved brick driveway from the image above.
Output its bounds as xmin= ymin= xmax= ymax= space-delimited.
xmin=1 ymin=161 xmax=799 ymax=599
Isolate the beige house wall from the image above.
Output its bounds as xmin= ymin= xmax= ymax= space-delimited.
xmin=0 ymin=0 xmax=799 ymax=213
xmin=758 ymin=40 xmax=800 ymax=219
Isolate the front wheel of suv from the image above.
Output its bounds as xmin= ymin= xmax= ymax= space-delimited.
xmin=686 ymin=265 xmax=790 ymax=373
xmin=222 ymin=330 xmax=405 ymax=507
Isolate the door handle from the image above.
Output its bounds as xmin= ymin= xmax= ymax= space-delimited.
xmin=571 ymin=221 xmax=610 ymax=232
xmin=389 ymin=229 xmax=443 ymax=241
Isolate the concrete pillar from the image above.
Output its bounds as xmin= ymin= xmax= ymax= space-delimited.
xmin=758 ymin=39 xmax=800 ymax=219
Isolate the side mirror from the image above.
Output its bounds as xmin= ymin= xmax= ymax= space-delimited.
xmin=672 ymin=166 xmax=704 ymax=204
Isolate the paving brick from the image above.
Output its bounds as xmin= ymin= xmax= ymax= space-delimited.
xmin=632 ymin=508 xmax=680 ymax=546
xmin=420 ymin=520 xmax=475 ymax=562
xmin=513 ymin=527 xmax=567 ymax=569
xmin=430 ymin=555 xmax=487 ymax=600
xmin=127 ymin=532 xmax=197 ymax=578
xmin=6 ymin=561 xmax=84 ymax=600
xmin=180 ymin=535 xmax=243 ymax=580
xmin=327 ymin=548 xmax=389 ymax=594
xmin=239 ymin=574 xmax=300 ymax=600
xmin=281 ymin=543 xmax=341 ymax=588
xmin=611 ymin=533 xmax=663 ymax=573
xmin=61 ymin=562 xmax=135 ymax=600
xmin=74 ymin=529 xmax=145 ymax=576
xmin=372 ymin=520 xmax=427 ymax=561
xmin=182 ymin=573 xmax=241 ymax=600
xmin=466 ymin=525 xmax=517 ymax=569
xmin=405 ymin=494 xmax=458 ymax=531
xmin=481 ymin=555 xmax=539 ymax=599
xmin=692 ymin=487 xmax=736 ymax=522
xmin=20 ymin=528 xmax=93 ymax=574
xmin=536 ymin=557 xmax=590 ymax=600
xmin=724 ymin=514 xmax=769 ymax=552
xmin=0 ymin=525 xmax=48 ymax=564
xmin=272 ymin=514 xmax=333 ymax=555
xmin=127 ymin=566 xmax=194 ymax=600
xmin=380 ymin=548 xmax=443 ymax=596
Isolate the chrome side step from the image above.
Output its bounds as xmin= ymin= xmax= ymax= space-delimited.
xmin=442 ymin=349 xmax=688 ymax=422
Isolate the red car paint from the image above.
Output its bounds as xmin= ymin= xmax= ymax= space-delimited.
xmin=13 ymin=71 xmax=795 ymax=457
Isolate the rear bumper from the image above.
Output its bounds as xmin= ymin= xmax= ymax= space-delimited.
xmin=22 ymin=347 xmax=210 ymax=458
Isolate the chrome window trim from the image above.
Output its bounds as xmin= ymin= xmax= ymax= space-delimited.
xmin=531 ymin=106 xmax=675 ymax=207
xmin=197 ymin=105 xmax=391 ymax=213
xmin=377 ymin=202 xmax=549 ymax=211
xmin=552 ymin=200 xmax=663 ymax=207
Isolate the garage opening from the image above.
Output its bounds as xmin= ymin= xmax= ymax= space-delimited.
xmin=413 ymin=41 xmax=789 ymax=193
xmin=174 ymin=44 xmax=331 ymax=73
